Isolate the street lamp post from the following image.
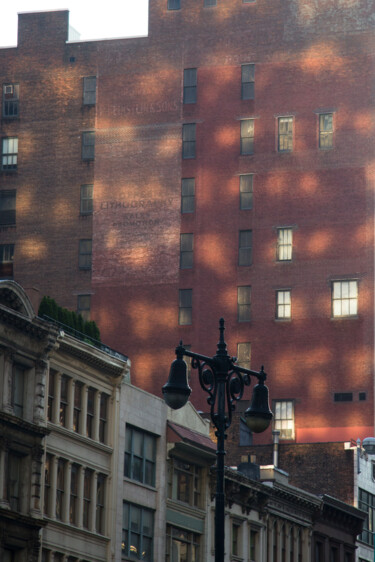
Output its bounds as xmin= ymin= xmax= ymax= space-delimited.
xmin=162 ymin=318 xmax=273 ymax=562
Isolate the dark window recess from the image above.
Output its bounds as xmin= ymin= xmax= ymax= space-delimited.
xmin=182 ymin=124 xmax=196 ymax=159
xmin=359 ymin=392 xmax=367 ymax=401
xmin=334 ymin=393 xmax=353 ymax=402
xmin=0 ymin=190 xmax=16 ymax=225
xmin=179 ymin=289 xmax=192 ymax=325
xmin=204 ymin=0 xmax=217 ymax=5
xmin=2 ymin=84 xmax=19 ymax=118
xmin=80 ymin=184 xmax=93 ymax=215
xmin=0 ymin=244 xmax=14 ymax=278
xmin=183 ymin=69 xmax=197 ymax=104
xmin=168 ymin=0 xmax=181 ymax=9
xmin=241 ymin=64 xmax=255 ymax=100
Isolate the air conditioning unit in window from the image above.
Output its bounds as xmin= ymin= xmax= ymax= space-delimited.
xmin=4 ymin=85 xmax=14 ymax=95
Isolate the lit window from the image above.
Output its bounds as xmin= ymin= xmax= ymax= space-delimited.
xmin=0 ymin=244 xmax=14 ymax=278
xmin=241 ymin=64 xmax=255 ymax=100
xmin=2 ymin=84 xmax=19 ymax=118
xmin=239 ymin=230 xmax=252 ymax=266
xmin=170 ymin=458 xmax=201 ymax=506
xmin=182 ymin=124 xmax=196 ymax=159
xmin=124 ymin=426 xmax=156 ymax=487
xmin=239 ymin=175 xmax=253 ymax=210
xmin=332 ymin=280 xmax=358 ymax=317
xmin=122 ymin=502 xmax=154 ymax=561
xmin=166 ymin=526 xmax=200 ymax=562
xmin=80 ymin=184 xmax=93 ymax=215
xmin=180 ymin=233 xmax=194 ymax=269
xmin=0 ymin=190 xmax=16 ymax=225
xmin=237 ymin=342 xmax=251 ymax=369
xmin=167 ymin=0 xmax=181 ymax=9
xmin=82 ymin=131 xmax=95 ymax=160
xmin=181 ymin=178 xmax=195 ymax=213
xmin=274 ymin=400 xmax=295 ymax=439
xmin=77 ymin=294 xmax=90 ymax=321
xmin=319 ymin=113 xmax=333 ymax=149
xmin=79 ymin=239 xmax=92 ymax=270
xmin=2 ymin=137 xmax=18 ymax=170
xmin=278 ymin=117 xmax=293 ymax=152
xmin=83 ymin=76 xmax=96 ymax=105
xmin=240 ymin=119 xmax=254 ymax=155
xmin=179 ymin=289 xmax=192 ymax=325
xmin=183 ymin=69 xmax=197 ymax=104
xmin=237 ymin=286 xmax=251 ymax=322
xmin=276 ymin=290 xmax=291 ymax=319
xmin=277 ymin=228 xmax=293 ymax=261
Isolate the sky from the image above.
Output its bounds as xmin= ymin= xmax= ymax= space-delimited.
xmin=0 ymin=0 xmax=149 ymax=47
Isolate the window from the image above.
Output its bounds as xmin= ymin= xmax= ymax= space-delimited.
xmin=170 ymin=459 xmax=201 ymax=506
xmin=47 ymin=370 xmax=55 ymax=422
xmin=241 ymin=64 xmax=255 ymax=100
xmin=274 ymin=400 xmax=295 ymax=439
xmin=77 ymin=294 xmax=90 ymax=321
xmin=124 ymin=426 xmax=156 ymax=487
xmin=73 ymin=382 xmax=82 ymax=432
xmin=277 ymin=228 xmax=293 ymax=261
xmin=240 ymin=119 xmax=254 ymax=155
xmin=11 ymin=364 xmax=25 ymax=418
xmin=83 ymin=469 xmax=92 ymax=529
xmin=2 ymin=84 xmax=19 ymax=118
xmin=181 ymin=178 xmax=195 ymax=213
xmin=237 ymin=286 xmax=251 ymax=322
xmin=44 ymin=453 xmax=52 ymax=515
xmin=0 ymin=244 xmax=14 ymax=278
xmin=276 ymin=290 xmax=291 ymax=319
xmin=332 ymin=280 xmax=358 ymax=317
xmin=182 ymin=124 xmax=196 ymax=159
xmin=278 ymin=117 xmax=293 ymax=152
xmin=168 ymin=0 xmax=180 ymax=8
xmin=204 ymin=0 xmax=217 ymax=5
xmin=2 ymin=138 xmax=18 ymax=170
xmin=319 ymin=113 xmax=333 ymax=149
xmin=166 ymin=526 xmax=200 ymax=562
xmin=80 ymin=184 xmax=93 ymax=215
xmin=86 ymin=387 xmax=95 ymax=438
xmin=249 ymin=528 xmax=259 ymax=561
xmin=180 ymin=233 xmax=194 ymax=269
xmin=60 ymin=375 xmax=69 ymax=427
xmin=70 ymin=464 xmax=79 ymax=525
xmin=232 ymin=522 xmax=241 ymax=556
xmin=79 ymin=239 xmax=92 ymax=270
xmin=96 ymin=474 xmax=106 ymax=534
xmin=359 ymin=392 xmax=367 ymax=401
xmin=179 ymin=289 xmax=192 ymax=325
xmin=82 ymin=131 xmax=95 ymax=160
xmin=239 ymin=175 xmax=253 ymax=210
xmin=334 ymin=392 xmax=353 ymax=402
xmin=0 ymin=190 xmax=16 ymax=225
xmin=83 ymin=76 xmax=96 ymax=105
xmin=359 ymin=489 xmax=375 ymax=546
xmin=99 ymin=393 xmax=108 ymax=443
xmin=56 ymin=459 xmax=65 ymax=520
xmin=122 ymin=502 xmax=154 ymax=561
xmin=7 ymin=452 xmax=22 ymax=511
xmin=183 ymin=69 xmax=197 ymax=104
xmin=237 ymin=342 xmax=251 ymax=369
xmin=238 ymin=230 xmax=252 ymax=266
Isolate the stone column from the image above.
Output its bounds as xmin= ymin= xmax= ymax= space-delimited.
xmin=93 ymin=391 xmax=101 ymax=442
xmin=67 ymin=379 xmax=75 ymax=430
xmin=49 ymin=455 xmax=58 ymax=519
xmin=81 ymin=385 xmax=88 ymax=436
xmin=30 ymin=445 xmax=44 ymax=515
xmin=3 ymin=351 xmax=13 ymax=414
xmin=52 ymin=372 xmax=61 ymax=425
xmin=34 ymin=360 xmax=48 ymax=424
xmin=63 ymin=461 xmax=72 ymax=524
xmin=0 ymin=438 xmax=9 ymax=508
xmin=90 ymin=471 xmax=98 ymax=532
xmin=77 ymin=465 xmax=84 ymax=529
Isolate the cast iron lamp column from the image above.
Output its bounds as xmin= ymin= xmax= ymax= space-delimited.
xmin=162 ymin=318 xmax=273 ymax=562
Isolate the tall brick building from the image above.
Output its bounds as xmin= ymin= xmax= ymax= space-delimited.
xmin=0 ymin=1 xmax=374 ymax=445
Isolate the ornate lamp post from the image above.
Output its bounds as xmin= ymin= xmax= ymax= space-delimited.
xmin=162 ymin=318 xmax=273 ymax=562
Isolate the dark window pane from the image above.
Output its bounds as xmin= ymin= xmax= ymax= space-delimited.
xmin=184 ymin=69 xmax=197 ymax=104
xmin=181 ymin=178 xmax=195 ymax=213
xmin=239 ymin=175 xmax=253 ymax=210
xmin=182 ymin=124 xmax=196 ymax=159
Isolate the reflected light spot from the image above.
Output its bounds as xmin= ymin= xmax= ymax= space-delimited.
xmin=306 ymin=230 xmax=333 ymax=256
xmin=21 ymin=238 xmax=48 ymax=258
xmin=127 ymin=300 xmax=175 ymax=338
xmin=216 ymin=125 xmax=235 ymax=148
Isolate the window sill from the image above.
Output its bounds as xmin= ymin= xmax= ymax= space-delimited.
xmin=275 ymin=318 xmax=292 ymax=322
xmin=47 ymin=421 xmax=113 ymax=452
xmin=123 ymin=476 xmax=157 ymax=492
xmin=331 ymin=315 xmax=358 ymax=320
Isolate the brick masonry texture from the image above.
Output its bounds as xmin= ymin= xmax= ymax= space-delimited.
xmin=0 ymin=2 xmax=374 ymax=444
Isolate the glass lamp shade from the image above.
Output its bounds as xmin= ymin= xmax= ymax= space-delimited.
xmin=162 ymin=357 xmax=191 ymax=410
xmin=244 ymin=381 xmax=273 ymax=433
